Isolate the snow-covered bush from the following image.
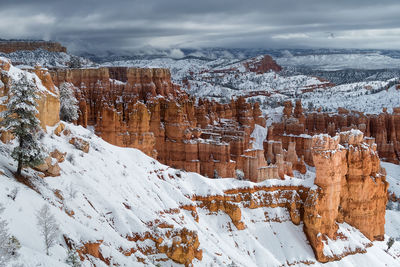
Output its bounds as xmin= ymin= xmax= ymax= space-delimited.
xmin=59 ymin=82 xmax=79 ymax=122
xmin=36 ymin=204 xmax=59 ymax=255
xmin=235 ymin=169 xmax=244 ymax=180
xmin=0 ymin=73 xmax=46 ymax=176
xmin=214 ymin=169 xmax=220 ymax=179
xmin=7 ymin=188 xmax=19 ymax=201
xmin=67 ymin=154 xmax=76 ymax=165
xmin=65 ymin=248 xmax=81 ymax=267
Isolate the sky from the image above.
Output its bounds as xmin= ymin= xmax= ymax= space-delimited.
xmin=0 ymin=0 xmax=399 ymax=53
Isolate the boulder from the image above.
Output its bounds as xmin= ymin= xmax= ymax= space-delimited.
xmin=69 ymin=137 xmax=90 ymax=153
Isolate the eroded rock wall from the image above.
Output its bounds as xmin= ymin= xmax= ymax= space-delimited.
xmin=50 ymin=67 xmax=272 ymax=179
xmin=269 ymin=100 xmax=400 ymax=165
xmin=0 ymin=58 xmax=60 ymax=142
xmin=0 ymin=40 xmax=67 ymax=53
xmin=303 ymin=131 xmax=388 ymax=262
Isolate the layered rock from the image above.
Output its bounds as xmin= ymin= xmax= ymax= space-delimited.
xmin=0 ymin=40 xmax=67 ymax=53
xmin=269 ymin=100 xmax=400 ymax=165
xmin=243 ymin=55 xmax=282 ymax=73
xmin=0 ymin=58 xmax=60 ymax=142
xmin=303 ymin=130 xmax=388 ymax=262
xmin=50 ymin=67 xmax=270 ymax=179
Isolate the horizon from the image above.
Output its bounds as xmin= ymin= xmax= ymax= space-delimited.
xmin=1 ymin=1 xmax=399 ymax=53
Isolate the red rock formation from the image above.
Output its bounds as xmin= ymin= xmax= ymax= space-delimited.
xmin=0 ymin=58 xmax=60 ymax=142
xmin=50 ymin=67 xmax=267 ymax=178
xmin=124 ymin=227 xmax=202 ymax=266
xmin=269 ymin=100 xmax=400 ymax=165
xmin=243 ymin=55 xmax=282 ymax=73
xmin=0 ymin=40 xmax=67 ymax=53
xmin=304 ymin=131 xmax=388 ymax=262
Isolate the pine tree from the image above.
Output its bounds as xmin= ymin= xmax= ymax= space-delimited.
xmin=59 ymin=82 xmax=79 ymax=122
xmin=1 ymin=73 xmax=46 ymax=176
xmin=0 ymin=204 xmax=20 ymax=267
xmin=65 ymin=248 xmax=82 ymax=267
xmin=36 ymin=204 xmax=59 ymax=256
xmin=386 ymin=237 xmax=395 ymax=252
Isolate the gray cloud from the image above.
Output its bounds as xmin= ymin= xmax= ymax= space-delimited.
xmin=0 ymin=0 xmax=399 ymax=53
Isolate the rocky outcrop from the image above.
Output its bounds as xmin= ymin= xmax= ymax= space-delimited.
xmin=124 ymin=227 xmax=202 ymax=266
xmin=69 ymin=137 xmax=90 ymax=153
xmin=269 ymin=100 xmax=400 ymax=165
xmin=243 ymin=55 xmax=282 ymax=73
xmin=157 ymin=228 xmax=202 ymax=266
xmin=0 ymin=40 xmax=67 ymax=53
xmin=50 ymin=67 xmax=269 ymax=179
xmin=0 ymin=58 xmax=60 ymax=142
xmin=50 ymin=67 xmax=182 ymax=157
xmin=303 ymin=130 xmax=388 ymax=262
xmin=33 ymin=66 xmax=61 ymax=129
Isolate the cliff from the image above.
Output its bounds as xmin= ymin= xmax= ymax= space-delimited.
xmin=304 ymin=130 xmax=388 ymax=262
xmin=50 ymin=67 xmax=273 ymax=179
xmin=0 ymin=40 xmax=67 ymax=53
xmin=243 ymin=55 xmax=282 ymax=73
xmin=269 ymin=100 xmax=400 ymax=165
xmin=0 ymin=57 xmax=60 ymax=142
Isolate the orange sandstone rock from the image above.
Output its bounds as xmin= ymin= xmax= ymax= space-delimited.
xmin=303 ymin=131 xmax=388 ymax=262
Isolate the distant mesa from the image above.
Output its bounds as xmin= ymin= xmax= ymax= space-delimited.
xmin=0 ymin=39 xmax=67 ymax=53
xmin=244 ymin=54 xmax=282 ymax=73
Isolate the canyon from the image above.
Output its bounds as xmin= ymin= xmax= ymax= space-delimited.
xmin=0 ymin=55 xmax=396 ymax=266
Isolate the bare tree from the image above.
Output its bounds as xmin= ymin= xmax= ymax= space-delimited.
xmin=36 ymin=204 xmax=59 ymax=255
xmin=0 ymin=204 xmax=20 ymax=267
xmin=59 ymin=82 xmax=79 ymax=122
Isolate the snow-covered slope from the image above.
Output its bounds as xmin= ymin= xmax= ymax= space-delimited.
xmin=1 ymin=123 xmax=400 ymax=266
xmin=0 ymin=49 xmax=94 ymax=68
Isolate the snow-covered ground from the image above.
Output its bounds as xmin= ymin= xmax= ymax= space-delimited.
xmin=0 ymin=123 xmax=399 ymax=266
xmin=100 ymin=53 xmax=400 ymax=115
xmin=276 ymin=52 xmax=400 ymax=71
xmin=0 ymin=49 xmax=94 ymax=68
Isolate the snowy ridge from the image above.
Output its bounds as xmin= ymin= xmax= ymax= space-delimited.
xmin=0 ymin=57 xmax=58 ymax=97
xmin=98 ymin=53 xmax=400 ymax=115
xmin=0 ymin=49 xmax=93 ymax=68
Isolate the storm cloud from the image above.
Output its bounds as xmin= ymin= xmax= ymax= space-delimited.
xmin=0 ymin=0 xmax=399 ymax=52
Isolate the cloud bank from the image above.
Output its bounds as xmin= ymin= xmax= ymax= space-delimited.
xmin=1 ymin=0 xmax=399 ymax=53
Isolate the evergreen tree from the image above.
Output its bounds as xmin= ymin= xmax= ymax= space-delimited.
xmin=0 ymin=73 xmax=46 ymax=176
xmin=59 ymin=82 xmax=79 ymax=122
xmin=65 ymin=248 xmax=81 ymax=267
xmin=386 ymin=237 xmax=395 ymax=252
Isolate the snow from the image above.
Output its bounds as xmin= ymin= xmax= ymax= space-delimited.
xmin=98 ymin=53 xmax=400 ymax=115
xmin=277 ymin=52 xmax=400 ymax=71
xmin=0 ymin=122 xmax=398 ymax=266
xmin=0 ymin=49 xmax=93 ymax=68
xmin=382 ymin=162 xmax=400 ymax=198
xmin=0 ymin=50 xmax=400 ymax=266
xmin=250 ymin=124 xmax=267 ymax=150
